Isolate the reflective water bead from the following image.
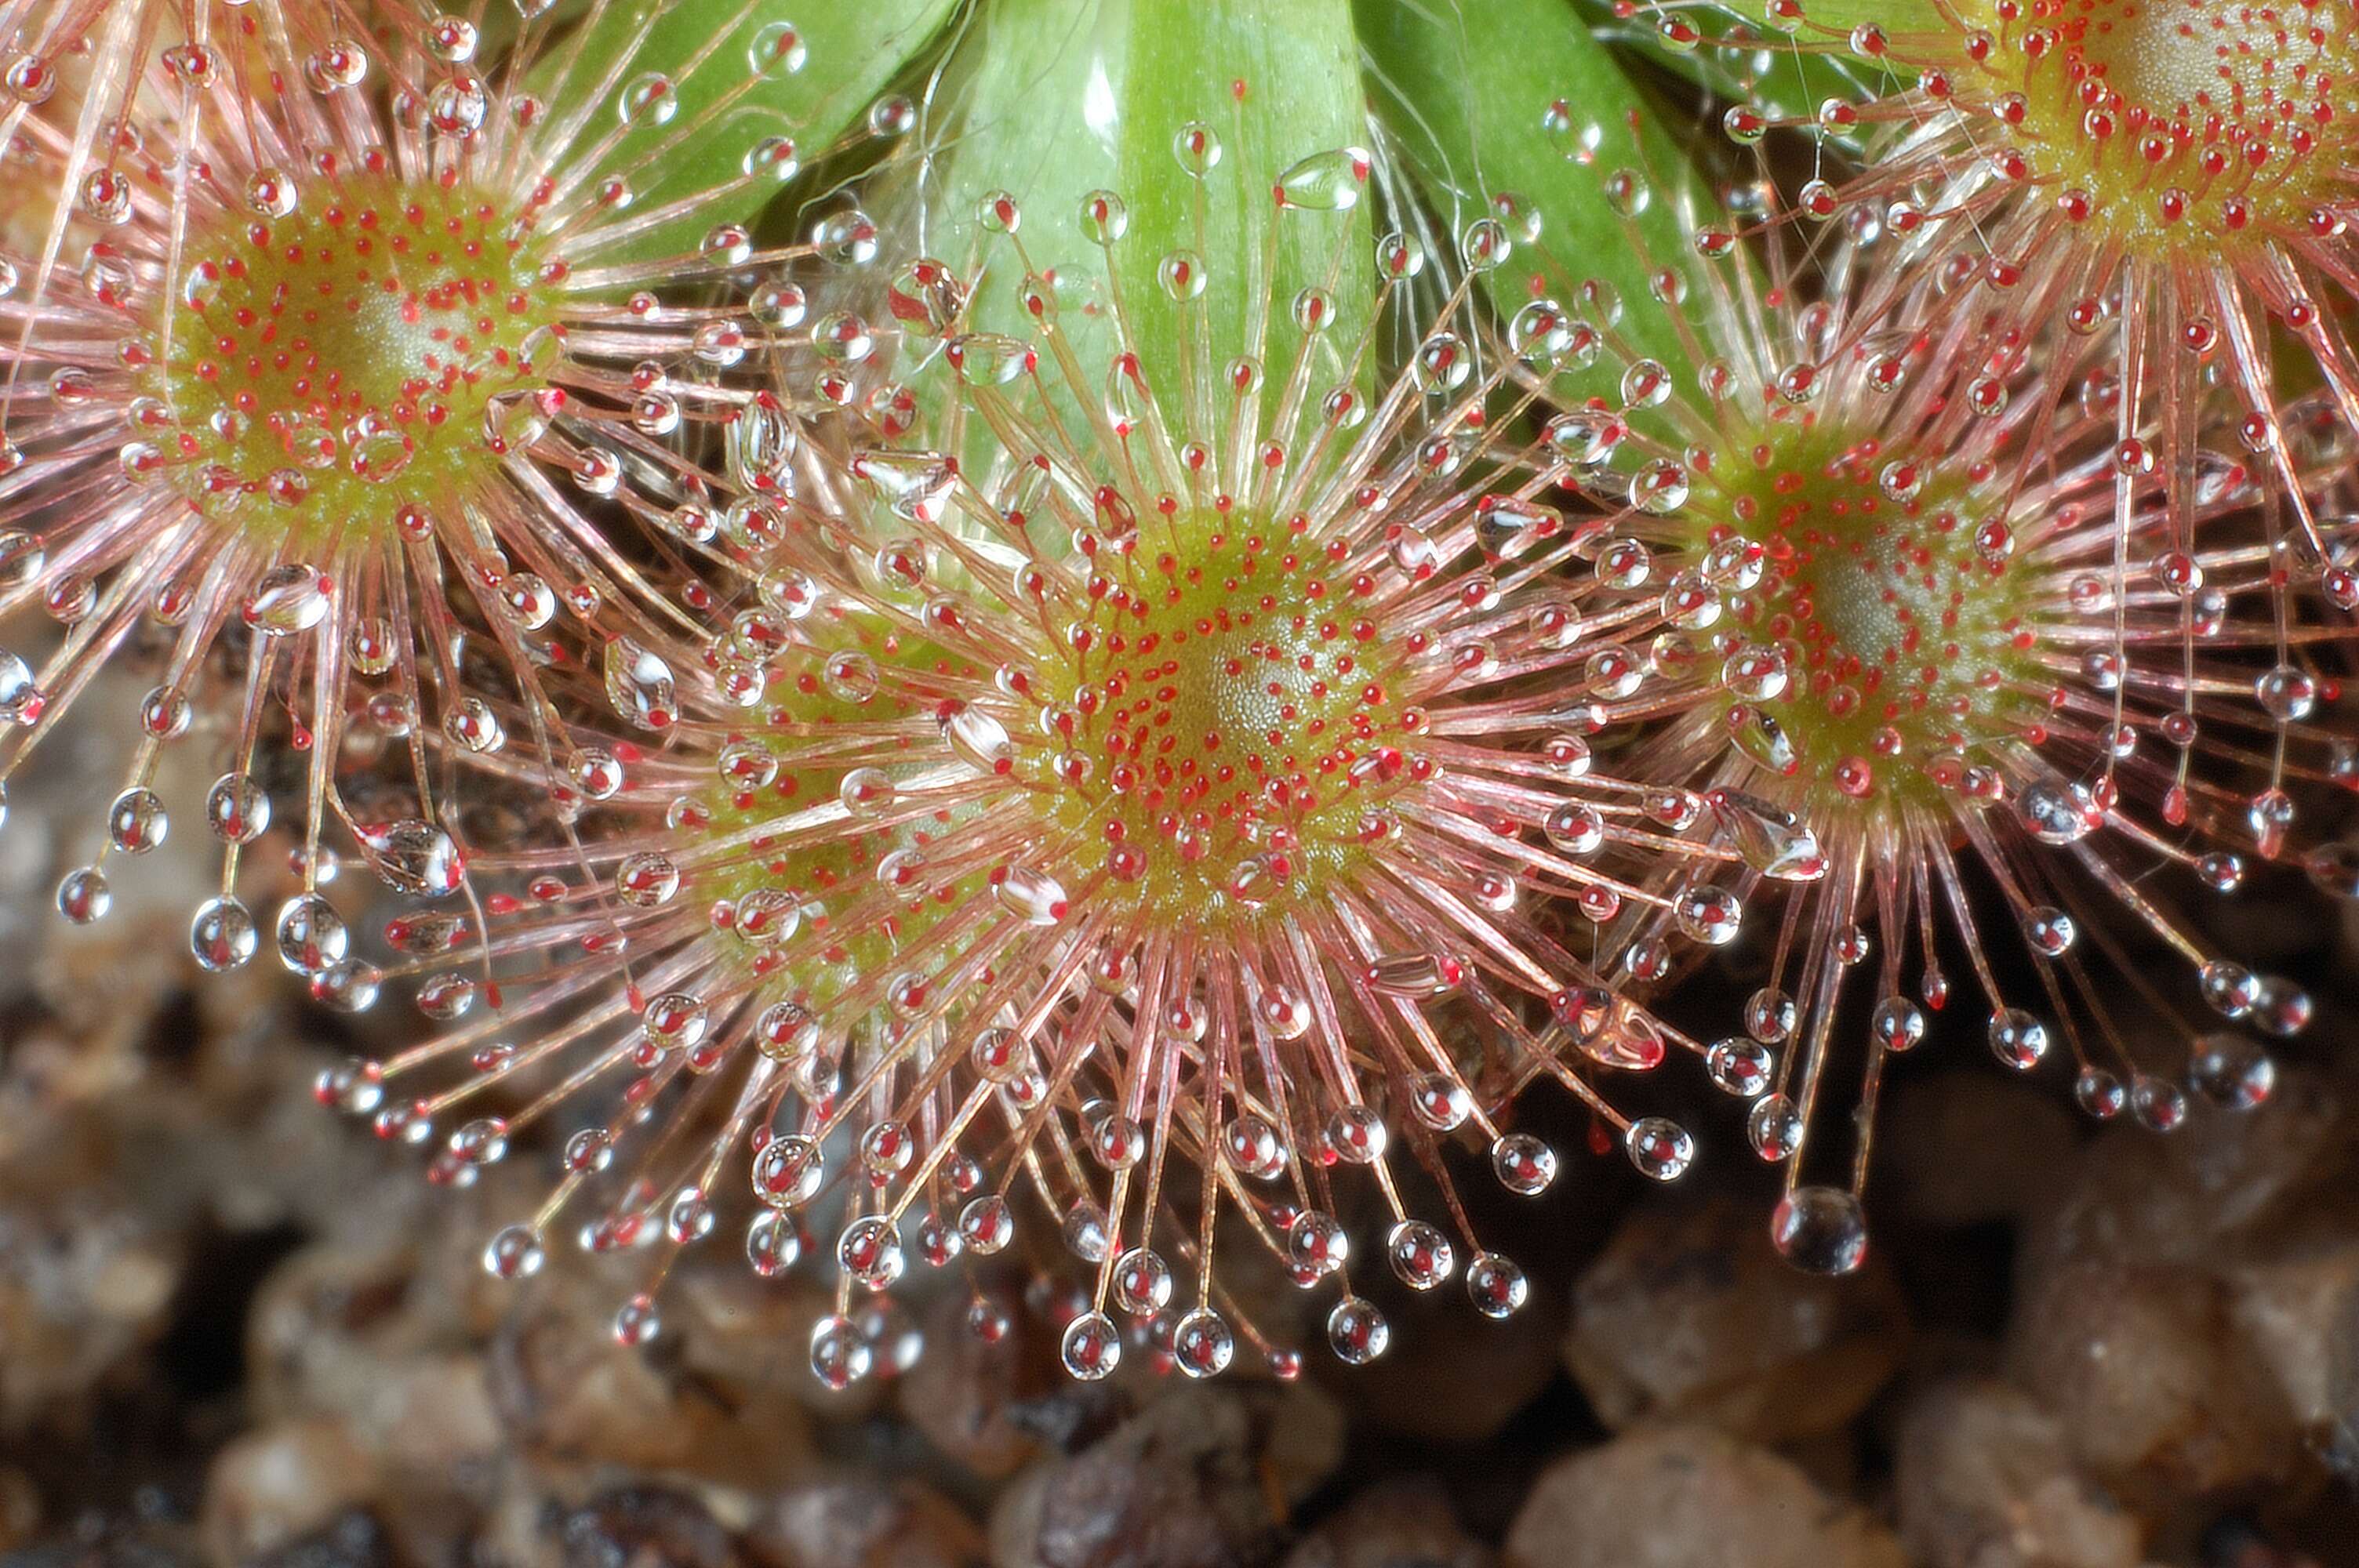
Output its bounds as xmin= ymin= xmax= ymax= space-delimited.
xmin=837 ymin=1215 xmax=904 ymax=1291
xmin=752 ymin=1134 xmax=824 ymax=1207
xmin=1492 ymin=1132 xmax=1557 ymax=1194
xmin=106 ymin=788 xmax=167 ymax=854
xmin=1113 ymin=1247 xmax=1172 ymax=1316
xmin=746 ymin=1210 xmax=801 ymax=1277
xmin=612 ymin=1294 xmax=660 ymax=1348
xmin=2073 ymin=1067 xmax=2127 ymax=1120
xmin=1673 ymin=884 xmax=1743 ymax=946
xmin=1744 ymin=987 xmax=1797 ymax=1044
xmin=1870 ymin=996 xmax=1926 ymax=1052
xmin=1705 ymin=1037 xmax=1773 ymax=1097
xmin=1061 ymin=1203 xmax=1110 ymax=1263
xmin=1987 ymin=1008 xmax=2049 ymax=1070
xmin=1386 ymin=1221 xmax=1455 ymax=1290
xmin=1408 ymin=1073 xmax=1472 ymax=1131
xmin=958 ymin=1194 xmax=1015 ymax=1254
xmin=202 ymin=777 xmax=267 ymax=854
xmin=1325 ymin=1297 xmax=1390 ymax=1364
xmin=1465 ymin=1253 xmax=1529 ymax=1318
xmin=2199 ymin=960 xmax=2261 ymax=1018
xmin=2130 ymin=1075 xmax=2188 ymax=1134
xmin=1286 ymin=1209 xmax=1349 ymax=1277
xmin=272 ymin=894 xmax=348 ymax=974
xmin=1769 ymin=1186 xmax=1870 ymax=1276
xmin=1624 ymin=1117 xmax=1693 ymax=1181
xmin=2187 ymin=1034 xmax=2275 ymax=1111
xmin=482 ymin=1223 xmax=545 ymax=1280
xmin=190 ymin=896 xmax=258 ymax=971
xmin=1060 ymin=1311 xmax=1122 ymax=1379
xmin=1747 ymin=1094 xmax=1802 ymax=1161
xmin=1171 ymin=1307 xmax=1234 ymax=1378
xmin=811 ymin=1313 xmax=873 ymax=1389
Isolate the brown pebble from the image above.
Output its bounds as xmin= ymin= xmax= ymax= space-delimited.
xmin=1504 ymin=1425 xmax=1906 ymax=1568
xmin=988 ymin=1384 xmax=1342 ymax=1568
xmin=1893 ymin=1378 xmax=2143 ymax=1568
xmin=201 ymin=1419 xmax=380 ymax=1568
xmin=750 ymin=1476 xmax=984 ymax=1568
xmin=1563 ymin=1196 xmax=1908 ymax=1442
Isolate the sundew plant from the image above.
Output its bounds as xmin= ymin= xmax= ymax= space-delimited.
xmin=0 ymin=0 xmax=2350 ymax=1379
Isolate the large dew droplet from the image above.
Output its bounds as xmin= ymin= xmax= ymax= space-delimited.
xmin=1769 ymin=1186 xmax=1870 ymax=1276
xmin=1274 ymin=147 xmax=1371 ymax=211
xmin=242 ymin=563 xmax=331 ymax=637
xmin=602 ymin=638 xmax=677 ymax=731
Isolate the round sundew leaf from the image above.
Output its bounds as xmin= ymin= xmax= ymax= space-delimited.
xmin=529 ymin=0 xmax=960 ymax=265
xmin=892 ymin=0 xmax=1371 ymax=466
xmin=1354 ymin=0 xmax=1697 ymax=407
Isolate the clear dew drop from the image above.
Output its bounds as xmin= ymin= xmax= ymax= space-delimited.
xmin=612 ymin=1294 xmax=660 ymax=1348
xmin=1325 ymin=1104 xmax=1387 ymax=1164
xmin=1385 ymin=1221 xmax=1456 ymax=1290
xmin=602 ymin=638 xmax=677 ymax=730
xmin=993 ymin=864 xmax=1068 ymax=925
xmin=1285 ymin=1209 xmax=1349 ymax=1277
xmin=1062 ymin=1203 xmax=1110 ymax=1263
xmin=2018 ymin=780 xmax=2101 ymax=844
xmin=1870 ymin=996 xmax=1926 ymax=1052
xmin=947 ymin=332 xmax=1034 ymax=386
xmin=1060 ymin=1311 xmax=1122 ymax=1379
xmin=2199 ymin=959 xmax=2261 ymax=1019
xmin=190 ymin=896 xmax=258 ymax=971
xmin=752 ymin=1134 xmax=825 ymax=1207
xmin=1705 ymin=1037 xmax=1773 ymax=1097
xmin=106 ymin=787 xmax=168 ymax=854
xmin=0 ymin=532 xmax=45 ymax=586
xmin=1463 ymin=1254 xmax=1531 ymax=1325
xmin=1492 ymin=1132 xmax=1558 ymax=1195
xmin=2074 ymin=1067 xmax=2127 ymax=1120
xmin=746 ymin=1211 xmax=801 ymax=1277
xmin=1076 ymin=189 xmax=1129 ymax=245
xmin=482 ymin=1223 xmax=545 ymax=1281
xmin=2129 ymin=1075 xmax=2187 ymax=1134
xmin=1769 ymin=1186 xmax=1870 ymax=1276
xmin=810 ymin=1313 xmax=872 ymax=1389
xmin=943 ymin=706 xmax=1014 ymax=774
xmin=1408 ymin=1073 xmax=1472 ymax=1131
xmin=1172 ymin=1308 xmax=1234 ymax=1378
xmin=616 ymin=71 xmax=678 ymax=126
xmin=836 ymin=1215 xmax=905 ymax=1291
xmin=1672 ymin=884 xmax=1743 ymax=946
xmin=1274 ymin=147 xmax=1370 ymax=211
xmin=57 ymin=865 xmax=114 ymax=924
xmin=2188 ymin=1034 xmax=2275 ymax=1111
xmin=958 ymin=1194 xmax=1015 ymax=1254
xmin=1325 ymin=1296 xmax=1389 ymax=1365
xmin=1707 ymin=787 xmax=1830 ymax=886
xmin=1624 ymin=1116 xmax=1693 ymax=1181
xmin=1747 ymin=1093 xmax=1802 ymax=1160
xmin=749 ymin=21 xmax=807 ymax=77
xmin=354 ymin=818 xmax=464 ymax=897
xmin=1113 ymin=1247 xmax=1172 ymax=1316
xmin=0 ymin=649 xmax=41 ymax=725
xmin=242 ymin=564 xmax=331 ymax=637
xmin=1364 ymin=952 xmax=1462 ymax=999
xmin=1987 ymin=1008 xmax=2049 ymax=1070
xmin=274 ymin=893 xmax=349 ymax=976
